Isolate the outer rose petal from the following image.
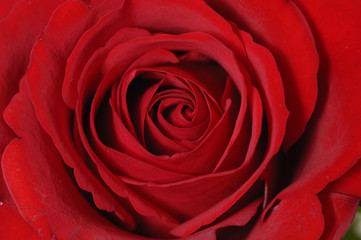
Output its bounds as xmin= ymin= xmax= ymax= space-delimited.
xmin=0 ymin=199 xmax=39 ymax=240
xmin=279 ymin=0 xmax=361 ymax=199
xmin=246 ymin=195 xmax=324 ymax=240
xmin=317 ymin=190 xmax=359 ymax=239
xmin=0 ymin=1 xmax=64 ymax=239
xmin=3 ymin=80 xmax=144 ymax=240
xmin=26 ymin=0 xmax=139 ymax=229
xmin=0 ymin=0 xmax=64 ymax=152
xmin=329 ymin=158 xmax=361 ymax=199
xmin=181 ymin=198 xmax=262 ymax=240
xmin=0 ymin=0 xmax=16 ymax=19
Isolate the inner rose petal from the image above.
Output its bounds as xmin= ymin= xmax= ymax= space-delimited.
xmin=81 ymin=32 xmax=249 ymax=180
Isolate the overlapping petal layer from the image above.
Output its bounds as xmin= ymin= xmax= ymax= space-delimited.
xmin=1 ymin=0 xmax=360 ymax=239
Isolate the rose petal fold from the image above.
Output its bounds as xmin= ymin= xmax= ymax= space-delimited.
xmin=279 ymin=0 xmax=361 ymax=199
xmin=246 ymin=195 xmax=324 ymax=240
xmin=206 ymin=0 xmax=319 ymax=149
xmin=0 ymin=0 xmax=63 ymax=152
xmin=0 ymin=198 xmax=39 ymax=240
xmin=328 ymin=159 xmax=361 ymax=199
xmin=3 ymin=80 xmax=141 ymax=239
xmin=317 ymin=190 xmax=359 ymax=239
xmin=25 ymin=0 xmax=141 ymax=228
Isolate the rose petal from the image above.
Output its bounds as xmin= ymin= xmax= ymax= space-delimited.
xmin=144 ymin=115 xmax=191 ymax=154
xmin=64 ymin=8 xmax=155 ymax=110
xmin=279 ymin=0 xmax=361 ymax=199
xmin=238 ymin=30 xmax=289 ymax=148
xmin=3 ymin=80 xmax=140 ymax=239
xmin=205 ymin=0 xmax=319 ymax=149
xmin=64 ymin=0 xmax=246 ymax=110
xmin=90 ymin=144 xmax=193 ymax=183
xmin=0 ymin=0 xmax=63 ymax=152
xmin=120 ymin=0 xmax=248 ymax=57
xmin=0 ymin=0 xmax=16 ymax=19
xmin=317 ymin=190 xmax=359 ymax=239
xmin=0 ymin=197 xmax=38 ymax=239
xmin=26 ymin=0 xmax=138 ymax=228
xmin=328 ymin=158 xmax=361 ymax=199
xmin=183 ymin=198 xmax=263 ymax=240
xmin=246 ymin=195 xmax=324 ymax=240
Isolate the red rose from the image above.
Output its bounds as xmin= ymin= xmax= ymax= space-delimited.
xmin=1 ymin=0 xmax=361 ymax=239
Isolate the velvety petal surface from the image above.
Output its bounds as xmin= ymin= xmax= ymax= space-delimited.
xmin=329 ymin=159 xmax=361 ymax=199
xmin=318 ymin=190 xmax=359 ymax=240
xmin=0 ymin=0 xmax=17 ymax=19
xmin=0 ymin=196 xmax=39 ymax=240
xmin=246 ymin=195 xmax=324 ymax=240
xmin=0 ymin=0 xmax=63 ymax=152
xmin=279 ymin=0 xmax=361 ymax=199
xmin=205 ymin=0 xmax=319 ymax=149
xmin=0 ymin=1 xmax=64 ymax=239
xmin=3 ymin=80 xmax=143 ymax=239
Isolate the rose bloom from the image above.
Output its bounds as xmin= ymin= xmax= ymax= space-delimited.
xmin=1 ymin=0 xmax=361 ymax=239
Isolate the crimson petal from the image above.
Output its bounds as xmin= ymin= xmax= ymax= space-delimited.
xmin=318 ymin=190 xmax=359 ymax=239
xmin=3 ymin=80 xmax=139 ymax=239
xmin=246 ymin=195 xmax=324 ymax=240
xmin=279 ymin=0 xmax=361 ymax=199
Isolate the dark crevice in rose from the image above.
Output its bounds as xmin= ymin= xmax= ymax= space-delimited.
xmin=81 ymin=96 xmax=93 ymax=141
xmin=254 ymin=116 xmax=269 ymax=165
xmin=126 ymin=74 xmax=162 ymax=143
xmin=74 ymin=99 xmax=106 ymax=174
xmin=172 ymin=50 xmax=188 ymax=58
xmin=215 ymin=222 xmax=255 ymax=239
xmin=94 ymin=90 xmax=119 ymax=149
xmin=275 ymin=132 xmax=312 ymax=196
